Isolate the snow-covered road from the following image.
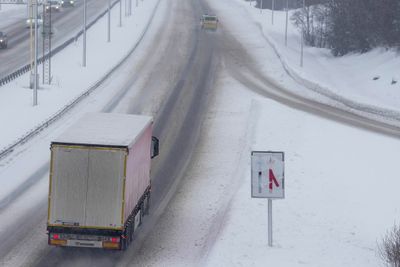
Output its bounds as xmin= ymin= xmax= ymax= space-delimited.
xmin=0 ymin=0 xmax=399 ymax=266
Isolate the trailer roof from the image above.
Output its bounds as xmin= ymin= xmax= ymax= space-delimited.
xmin=53 ymin=113 xmax=153 ymax=148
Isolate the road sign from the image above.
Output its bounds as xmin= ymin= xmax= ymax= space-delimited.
xmin=251 ymin=151 xmax=285 ymax=199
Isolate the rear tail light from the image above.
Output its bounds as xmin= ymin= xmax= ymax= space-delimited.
xmin=111 ymin=237 xmax=119 ymax=243
xmin=51 ymin=233 xmax=61 ymax=239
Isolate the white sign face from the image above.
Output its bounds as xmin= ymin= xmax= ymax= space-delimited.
xmin=251 ymin=151 xmax=284 ymax=199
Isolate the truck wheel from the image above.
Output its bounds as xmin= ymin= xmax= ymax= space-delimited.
xmin=139 ymin=204 xmax=144 ymax=226
xmin=121 ymin=238 xmax=128 ymax=251
xmin=129 ymin=220 xmax=134 ymax=242
xmin=144 ymin=194 xmax=150 ymax=215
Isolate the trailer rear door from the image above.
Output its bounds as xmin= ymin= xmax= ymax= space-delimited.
xmin=49 ymin=146 xmax=126 ymax=229
xmin=85 ymin=148 xmax=125 ymax=228
xmin=49 ymin=146 xmax=89 ymax=226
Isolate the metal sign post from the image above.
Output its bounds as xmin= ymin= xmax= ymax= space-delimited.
xmin=271 ymin=0 xmax=275 ymax=25
xmin=251 ymin=151 xmax=285 ymax=247
xmin=107 ymin=0 xmax=111 ymax=42
xmin=285 ymin=0 xmax=289 ymax=46
xmin=83 ymin=0 xmax=87 ymax=67
xmin=300 ymin=0 xmax=305 ymax=67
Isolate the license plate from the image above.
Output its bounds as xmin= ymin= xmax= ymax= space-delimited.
xmin=67 ymin=240 xmax=102 ymax=248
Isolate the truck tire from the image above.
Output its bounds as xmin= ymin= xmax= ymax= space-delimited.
xmin=128 ymin=219 xmax=134 ymax=242
xmin=139 ymin=203 xmax=144 ymax=226
xmin=144 ymin=194 xmax=150 ymax=215
xmin=121 ymin=238 xmax=128 ymax=251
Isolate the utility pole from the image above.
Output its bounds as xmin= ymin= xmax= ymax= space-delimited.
xmin=42 ymin=1 xmax=52 ymax=85
xmin=300 ymin=0 xmax=305 ymax=67
xmin=271 ymin=0 xmax=275 ymax=25
xmin=285 ymin=0 xmax=288 ymax=46
xmin=83 ymin=0 xmax=87 ymax=67
xmin=33 ymin=0 xmax=38 ymax=106
xmin=119 ymin=0 xmax=122 ymax=27
xmin=107 ymin=0 xmax=111 ymax=42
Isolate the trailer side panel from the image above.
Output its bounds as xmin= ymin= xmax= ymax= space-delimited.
xmin=124 ymin=125 xmax=152 ymax=222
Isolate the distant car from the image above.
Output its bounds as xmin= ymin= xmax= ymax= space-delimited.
xmin=0 ymin=32 xmax=8 ymax=49
xmin=61 ymin=0 xmax=75 ymax=7
xmin=45 ymin=0 xmax=62 ymax=12
xmin=26 ymin=15 xmax=43 ymax=28
xmin=201 ymin=14 xmax=218 ymax=30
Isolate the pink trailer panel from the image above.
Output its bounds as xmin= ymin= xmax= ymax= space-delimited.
xmin=123 ymin=124 xmax=152 ymax=223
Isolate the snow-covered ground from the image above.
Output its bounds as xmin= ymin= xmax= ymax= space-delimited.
xmin=205 ymin=79 xmax=400 ymax=266
xmin=0 ymin=0 xmax=159 ymax=150
xmin=132 ymin=64 xmax=400 ymax=266
xmin=0 ymin=0 xmax=399 ymax=265
xmin=126 ymin=0 xmax=400 ymax=266
xmin=242 ymin=0 xmax=400 ymax=112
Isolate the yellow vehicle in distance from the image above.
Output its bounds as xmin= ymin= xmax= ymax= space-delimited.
xmin=201 ymin=14 xmax=219 ymax=31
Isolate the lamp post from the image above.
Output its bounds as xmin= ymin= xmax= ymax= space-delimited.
xmin=285 ymin=0 xmax=288 ymax=46
xmin=119 ymin=0 xmax=122 ymax=27
xmin=271 ymin=0 xmax=275 ymax=25
xmin=83 ymin=0 xmax=87 ymax=67
xmin=107 ymin=0 xmax=111 ymax=42
xmin=33 ymin=0 xmax=38 ymax=106
xmin=300 ymin=0 xmax=305 ymax=67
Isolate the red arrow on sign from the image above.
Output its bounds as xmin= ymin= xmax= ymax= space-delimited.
xmin=269 ymin=168 xmax=279 ymax=191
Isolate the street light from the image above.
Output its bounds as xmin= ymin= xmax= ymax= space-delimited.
xmin=83 ymin=0 xmax=87 ymax=67
xmin=285 ymin=0 xmax=288 ymax=46
xmin=300 ymin=0 xmax=305 ymax=67
xmin=119 ymin=0 xmax=122 ymax=27
xmin=107 ymin=0 xmax=111 ymax=42
xmin=33 ymin=0 xmax=39 ymax=106
xmin=271 ymin=0 xmax=275 ymax=25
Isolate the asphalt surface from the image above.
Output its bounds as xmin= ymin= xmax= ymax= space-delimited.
xmin=1 ymin=0 xmax=400 ymax=265
xmin=0 ymin=0 xmax=114 ymax=78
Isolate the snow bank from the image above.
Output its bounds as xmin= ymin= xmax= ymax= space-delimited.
xmin=0 ymin=0 xmax=159 ymax=151
xmin=238 ymin=0 xmax=400 ymax=115
xmin=205 ymin=94 xmax=400 ymax=267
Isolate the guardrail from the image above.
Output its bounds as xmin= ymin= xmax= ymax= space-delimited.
xmin=0 ymin=0 xmax=161 ymax=160
xmin=0 ymin=0 xmax=120 ymax=87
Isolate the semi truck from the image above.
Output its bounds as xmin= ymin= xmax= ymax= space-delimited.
xmin=47 ymin=113 xmax=159 ymax=250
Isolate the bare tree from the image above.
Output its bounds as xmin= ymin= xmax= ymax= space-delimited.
xmin=379 ymin=224 xmax=400 ymax=267
xmin=291 ymin=3 xmax=328 ymax=48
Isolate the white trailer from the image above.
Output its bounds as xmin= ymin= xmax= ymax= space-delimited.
xmin=47 ymin=113 xmax=159 ymax=250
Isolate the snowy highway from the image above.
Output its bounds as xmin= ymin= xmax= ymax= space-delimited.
xmin=0 ymin=0 xmax=115 ymax=79
xmin=1 ymin=0 xmax=218 ymax=265
xmin=1 ymin=0 xmax=400 ymax=266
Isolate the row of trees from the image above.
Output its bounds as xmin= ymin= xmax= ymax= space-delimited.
xmin=289 ymin=0 xmax=400 ymax=56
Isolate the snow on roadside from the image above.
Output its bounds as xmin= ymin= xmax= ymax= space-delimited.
xmin=204 ymin=78 xmax=400 ymax=267
xmin=0 ymin=0 xmax=158 ymax=151
xmin=235 ymin=0 xmax=400 ymax=113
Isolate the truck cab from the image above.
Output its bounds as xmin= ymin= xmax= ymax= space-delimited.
xmin=201 ymin=14 xmax=219 ymax=30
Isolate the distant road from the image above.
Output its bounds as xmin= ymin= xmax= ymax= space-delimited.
xmin=0 ymin=0 xmax=111 ymax=79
